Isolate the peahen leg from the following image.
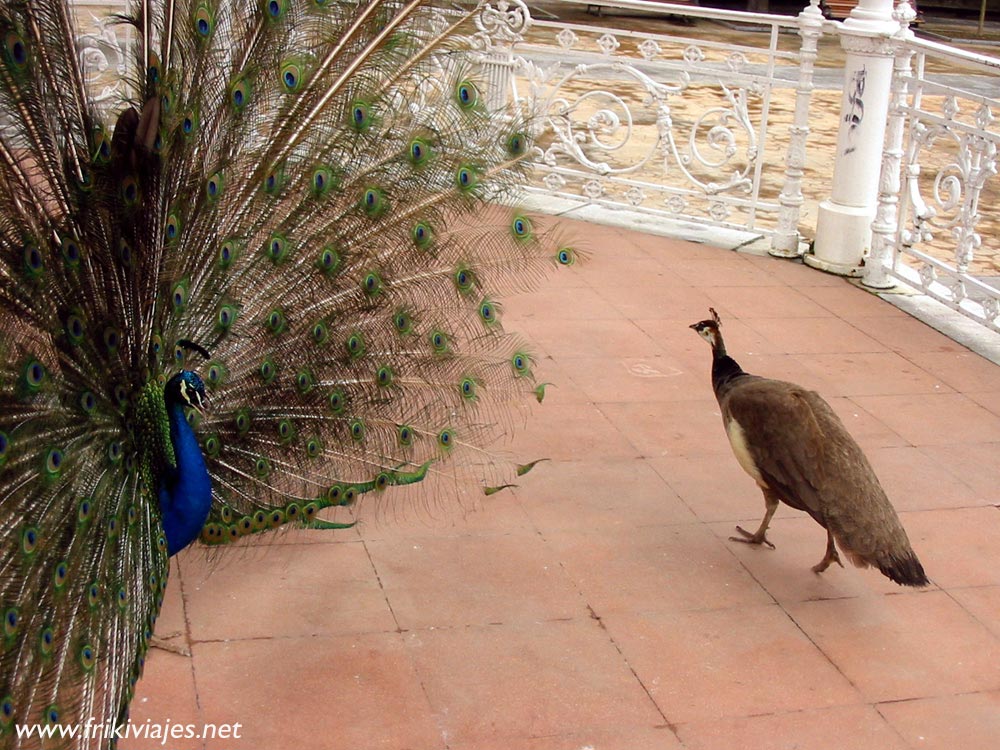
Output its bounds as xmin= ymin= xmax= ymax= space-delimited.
xmin=730 ymin=488 xmax=780 ymax=549
xmin=812 ymin=529 xmax=844 ymax=574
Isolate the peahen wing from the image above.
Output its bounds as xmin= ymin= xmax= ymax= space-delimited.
xmin=145 ymin=0 xmax=575 ymax=542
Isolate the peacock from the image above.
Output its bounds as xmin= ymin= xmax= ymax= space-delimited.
xmin=0 ymin=0 xmax=577 ymax=744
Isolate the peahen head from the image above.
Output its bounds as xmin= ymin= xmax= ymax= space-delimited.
xmin=689 ymin=307 xmax=724 ymax=351
xmin=164 ymin=371 xmax=207 ymax=412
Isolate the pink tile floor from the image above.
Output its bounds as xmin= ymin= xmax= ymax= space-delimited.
xmin=131 ymin=218 xmax=1000 ymax=749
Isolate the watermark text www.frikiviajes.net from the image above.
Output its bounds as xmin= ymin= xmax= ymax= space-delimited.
xmin=15 ymin=718 xmax=243 ymax=745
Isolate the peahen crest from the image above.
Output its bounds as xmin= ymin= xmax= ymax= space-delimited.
xmin=0 ymin=0 xmax=578 ymax=743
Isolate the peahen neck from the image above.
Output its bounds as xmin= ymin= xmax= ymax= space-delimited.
xmin=158 ymin=393 xmax=212 ymax=556
xmin=710 ymin=334 xmax=750 ymax=400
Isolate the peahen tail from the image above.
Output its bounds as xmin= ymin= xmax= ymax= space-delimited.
xmin=0 ymin=0 xmax=577 ymax=744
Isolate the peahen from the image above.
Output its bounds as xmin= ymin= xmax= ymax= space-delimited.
xmin=0 ymin=0 xmax=576 ymax=743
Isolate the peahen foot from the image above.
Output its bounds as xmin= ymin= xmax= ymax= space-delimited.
xmin=730 ymin=525 xmax=776 ymax=550
xmin=812 ymin=531 xmax=844 ymax=574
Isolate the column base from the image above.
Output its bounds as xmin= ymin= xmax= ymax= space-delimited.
xmin=808 ymin=199 xmax=873 ymax=277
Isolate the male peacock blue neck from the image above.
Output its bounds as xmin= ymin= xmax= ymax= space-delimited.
xmin=155 ymin=371 xmax=212 ymax=555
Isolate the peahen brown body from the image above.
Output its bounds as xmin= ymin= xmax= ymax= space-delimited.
xmin=0 ymin=0 xmax=577 ymax=744
xmin=690 ymin=309 xmax=928 ymax=587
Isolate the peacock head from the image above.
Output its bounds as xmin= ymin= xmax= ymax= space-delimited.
xmin=165 ymin=371 xmax=207 ymax=412
xmin=689 ymin=308 xmax=723 ymax=349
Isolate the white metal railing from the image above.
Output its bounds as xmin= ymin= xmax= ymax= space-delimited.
xmin=866 ymin=31 xmax=1000 ymax=332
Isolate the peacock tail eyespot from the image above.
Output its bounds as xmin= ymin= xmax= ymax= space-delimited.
xmin=217 ymin=304 xmax=238 ymax=331
xmin=511 ymin=215 xmax=533 ymax=240
xmin=411 ymin=221 xmax=433 ymax=250
xmin=511 ymin=352 xmax=532 ymax=377
xmin=44 ymin=448 xmax=64 ymax=477
xmin=397 ymin=424 xmax=414 ymax=446
xmin=264 ymin=0 xmax=288 ymax=20
xmin=22 ymin=359 xmax=46 ymax=393
xmin=103 ymin=326 xmax=121 ymax=352
xmin=286 ymin=503 xmax=300 ymax=521
xmin=326 ymin=485 xmax=343 ymax=504
xmin=303 ymin=503 xmax=318 ymax=521
xmin=478 ymin=300 xmax=498 ymax=325
xmin=557 ymin=247 xmax=577 ymax=265
xmin=305 ymin=438 xmax=322 ymax=458
xmin=311 ymin=320 xmax=329 ymax=345
xmin=171 ymin=280 xmax=188 ymax=310
xmin=3 ymin=31 xmax=28 ymax=69
xmin=108 ymin=441 xmax=122 ymax=464
xmin=206 ymin=173 xmax=225 ymax=201
xmin=52 ymin=561 xmax=68 ymax=590
xmin=430 ymin=330 xmax=449 ymax=354
xmin=269 ymin=510 xmax=284 ymax=528
xmin=506 ymin=131 xmax=528 ymax=156
xmin=87 ymin=583 xmax=100 ymax=608
xmin=113 ymin=384 xmax=129 ymax=407
xmin=204 ymin=435 xmax=221 ymax=456
xmin=265 ymin=234 xmax=289 ymax=263
xmin=343 ymin=486 xmax=357 ymax=504
xmin=193 ymin=0 xmax=216 ymax=37
xmin=280 ymin=61 xmax=303 ymax=93
xmin=317 ymin=246 xmax=341 ymax=275
xmin=437 ymin=428 xmax=455 ymax=451
xmin=61 ymin=237 xmax=81 ymax=268
xmin=375 ymin=472 xmax=390 ymax=491
xmin=362 ymin=271 xmax=382 ymax=296
xmin=118 ymin=240 xmax=133 ymax=268
xmin=349 ymin=100 xmax=371 ymax=131
xmin=277 ymin=419 xmax=295 ymax=442
xmin=107 ymin=516 xmax=119 ymax=537
xmin=0 ymin=696 xmax=12 ymax=726
xmin=235 ymin=409 xmax=251 ymax=434
xmin=80 ymin=644 xmax=96 ymax=671
xmin=455 ymin=80 xmax=478 ymax=109
xmin=346 ymin=332 xmax=366 ymax=358
xmin=122 ymin=177 xmax=139 ymax=205
xmin=44 ymin=705 xmax=59 ymax=725
xmin=453 ymin=267 xmax=475 ymax=294
xmin=22 ymin=244 xmax=43 ymax=277
xmin=229 ymin=76 xmax=251 ymax=111
xmin=408 ymin=137 xmax=432 ymax=166
xmin=361 ymin=187 xmax=387 ymax=217
xmin=393 ymin=310 xmax=413 ymax=335
xmin=350 ymin=419 xmax=365 ymax=442
xmin=259 ymin=359 xmax=277 ymax=383
xmin=265 ymin=307 xmax=286 ymax=334
xmin=3 ymin=607 xmax=19 ymax=637
xmin=254 ymin=457 xmax=270 ymax=478
xmin=311 ymin=166 xmax=334 ymax=197
xmin=263 ymin=165 xmax=285 ymax=194
xmin=220 ymin=506 xmax=234 ymax=524
xmin=21 ymin=526 xmax=38 ymax=555
xmin=127 ymin=506 xmax=138 ymax=526
xmin=328 ymin=390 xmax=345 ymax=414
xmin=296 ymin=370 xmax=314 ymax=393
xmin=180 ymin=112 xmax=198 ymax=137
xmin=375 ymin=365 xmax=394 ymax=388
xmin=39 ymin=626 xmax=55 ymax=655
xmin=253 ymin=510 xmax=267 ymax=529
xmin=455 ymin=164 xmax=480 ymax=192
xmin=207 ymin=362 xmax=227 ymax=387
xmin=64 ymin=313 xmax=85 ymax=345
xmin=156 ymin=534 xmax=167 ymax=552
xmin=459 ymin=377 xmax=477 ymax=400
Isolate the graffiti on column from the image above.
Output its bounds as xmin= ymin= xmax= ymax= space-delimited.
xmin=842 ymin=66 xmax=867 ymax=155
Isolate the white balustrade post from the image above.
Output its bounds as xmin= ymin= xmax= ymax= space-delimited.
xmin=771 ymin=0 xmax=824 ymax=258
xmin=863 ymin=2 xmax=916 ymax=289
xmin=807 ymin=0 xmax=900 ymax=276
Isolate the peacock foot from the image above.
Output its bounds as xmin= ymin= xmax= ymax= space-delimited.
xmin=729 ymin=525 xmax=776 ymax=550
xmin=149 ymin=632 xmax=192 ymax=657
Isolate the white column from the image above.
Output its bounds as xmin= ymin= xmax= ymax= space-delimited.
xmin=806 ymin=0 xmax=900 ymax=277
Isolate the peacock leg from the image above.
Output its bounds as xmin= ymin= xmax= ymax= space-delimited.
xmin=730 ymin=489 xmax=779 ymax=549
xmin=811 ymin=529 xmax=843 ymax=574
